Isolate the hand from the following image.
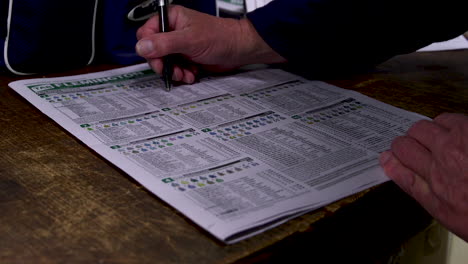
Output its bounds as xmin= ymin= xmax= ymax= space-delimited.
xmin=379 ymin=113 xmax=468 ymax=242
xmin=135 ymin=5 xmax=286 ymax=84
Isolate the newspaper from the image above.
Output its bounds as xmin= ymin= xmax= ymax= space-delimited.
xmin=9 ymin=63 xmax=428 ymax=243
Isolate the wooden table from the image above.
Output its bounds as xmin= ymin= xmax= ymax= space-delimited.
xmin=1 ymin=49 xmax=467 ymax=263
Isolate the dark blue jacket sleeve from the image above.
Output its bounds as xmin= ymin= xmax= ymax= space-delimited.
xmin=247 ymin=0 xmax=468 ymax=78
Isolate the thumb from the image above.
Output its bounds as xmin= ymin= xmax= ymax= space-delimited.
xmin=136 ymin=30 xmax=193 ymax=59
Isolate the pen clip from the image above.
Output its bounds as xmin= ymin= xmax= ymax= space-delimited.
xmin=127 ymin=0 xmax=173 ymax=21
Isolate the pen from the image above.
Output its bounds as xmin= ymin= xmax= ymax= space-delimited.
xmin=157 ymin=0 xmax=173 ymax=91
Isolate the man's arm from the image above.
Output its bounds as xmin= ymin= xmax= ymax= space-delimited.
xmin=247 ymin=0 xmax=468 ymax=78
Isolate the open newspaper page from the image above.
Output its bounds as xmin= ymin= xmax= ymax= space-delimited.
xmin=9 ymin=63 xmax=427 ymax=243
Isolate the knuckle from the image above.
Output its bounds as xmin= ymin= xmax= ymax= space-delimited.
xmin=408 ymin=119 xmax=447 ymax=144
xmin=136 ymin=28 xmax=144 ymax=39
xmin=390 ymin=136 xmax=412 ymax=159
xmin=171 ymin=5 xmax=183 ymax=12
xmin=435 ymin=113 xmax=468 ymax=128
xmin=434 ymin=112 xmax=452 ymax=122
xmin=136 ymin=28 xmax=152 ymax=40
xmin=407 ymin=120 xmax=432 ymax=135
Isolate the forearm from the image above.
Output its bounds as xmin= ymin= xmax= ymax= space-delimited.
xmin=246 ymin=0 xmax=468 ymax=78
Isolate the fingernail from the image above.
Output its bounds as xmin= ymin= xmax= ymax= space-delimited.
xmin=136 ymin=40 xmax=153 ymax=56
xmin=379 ymin=151 xmax=392 ymax=166
xmin=184 ymin=73 xmax=195 ymax=84
xmin=186 ymin=75 xmax=195 ymax=84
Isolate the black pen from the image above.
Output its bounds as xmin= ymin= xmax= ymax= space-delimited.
xmin=157 ymin=0 xmax=173 ymax=91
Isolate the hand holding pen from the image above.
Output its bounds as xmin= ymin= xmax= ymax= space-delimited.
xmin=135 ymin=5 xmax=287 ymax=86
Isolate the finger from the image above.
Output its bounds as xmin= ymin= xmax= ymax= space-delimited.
xmin=136 ymin=30 xmax=195 ymax=59
xmin=188 ymin=64 xmax=199 ymax=76
xmin=181 ymin=68 xmax=196 ymax=84
xmin=172 ymin=65 xmax=183 ymax=82
xmin=136 ymin=16 xmax=160 ymax=40
xmin=172 ymin=66 xmax=196 ymax=84
xmin=173 ymin=55 xmax=200 ymax=75
xmin=148 ymin=59 xmax=163 ymax=75
xmin=434 ymin=112 xmax=468 ymax=130
xmin=167 ymin=5 xmax=187 ymax=29
xmin=406 ymin=119 xmax=449 ymax=153
xmin=380 ymin=151 xmax=424 ymax=194
xmin=379 ymin=151 xmax=442 ymax=215
xmin=136 ymin=5 xmax=184 ymax=37
xmin=136 ymin=6 xmax=183 ymax=39
xmin=390 ymin=135 xmax=433 ymax=181
xmin=148 ymin=57 xmax=196 ymax=84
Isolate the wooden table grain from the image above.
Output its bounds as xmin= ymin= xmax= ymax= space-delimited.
xmin=1 ymin=49 xmax=467 ymax=264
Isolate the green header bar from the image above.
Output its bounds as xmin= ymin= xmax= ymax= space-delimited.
xmin=27 ymin=69 xmax=154 ymax=93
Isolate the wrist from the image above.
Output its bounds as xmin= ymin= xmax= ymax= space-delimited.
xmin=236 ymin=18 xmax=287 ymax=66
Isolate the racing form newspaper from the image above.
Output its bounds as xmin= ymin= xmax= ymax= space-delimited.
xmin=9 ymin=63 xmax=428 ymax=243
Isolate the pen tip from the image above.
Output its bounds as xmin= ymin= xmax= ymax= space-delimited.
xmin=165 ymin=79 xmax=172 ymax=91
